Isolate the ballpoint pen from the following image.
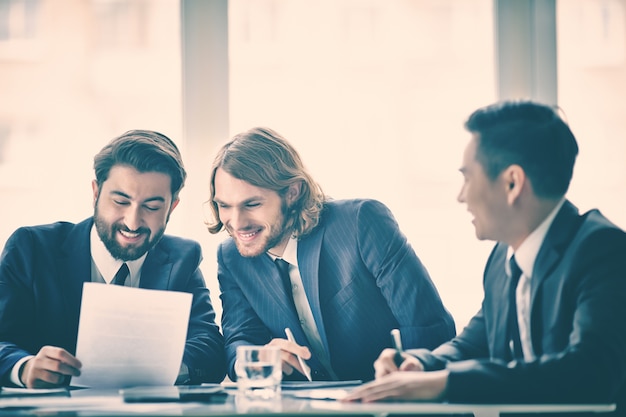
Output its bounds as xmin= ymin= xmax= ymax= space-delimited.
xmin=284 ymin=327 xmax=313 ymax=381
xmin=390 ymin=328 xmax=404 ymax=367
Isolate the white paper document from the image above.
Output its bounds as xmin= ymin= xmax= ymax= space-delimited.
xmin=72 ymin=282 xmax=192 ymax=388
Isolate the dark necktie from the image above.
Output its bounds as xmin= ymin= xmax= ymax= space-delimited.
xmin=508 ymin=256 xmax=523 ymax=359
xmin=275 ymin=258 xmax=296 ymax=310
xmin=112 ymin=263 xmax=129 ymax=286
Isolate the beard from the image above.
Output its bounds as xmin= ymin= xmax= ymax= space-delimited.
xmin=93 ymin=206 xmax=166 ymax=262
xmin=230 ymin=200 xmax=294 ymax=258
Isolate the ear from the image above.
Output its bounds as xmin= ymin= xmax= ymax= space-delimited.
xmin=285 ymin=181 xmax=302 ymax=205
xmin=91 ymin=180 xmax=100 ymax=208
xmin=502 ymin=165 xmax=525 ymax=206
xmin=169 ymin=198 xmax=180 ymax=214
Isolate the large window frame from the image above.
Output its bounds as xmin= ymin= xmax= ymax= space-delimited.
xmin=179 ymin=0 xmax=560 ymax=326
xmin=180 ymin=0 xmax=558 ymax=156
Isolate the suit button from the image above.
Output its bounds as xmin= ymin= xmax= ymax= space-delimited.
xmin=312 ymin=369 xmax=328 ymax=380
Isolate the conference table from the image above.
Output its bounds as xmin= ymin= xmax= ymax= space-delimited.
xmin=0 ymin=384 xmax=616 ymax=417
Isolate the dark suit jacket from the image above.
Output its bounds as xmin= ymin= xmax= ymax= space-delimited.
xmin=0 ymin=218 xmax=227 ymax=385
xmin=218 ymin=199 xmax=456 ymax=382
xmin=411 ymin=201 xmax=626 ymax=415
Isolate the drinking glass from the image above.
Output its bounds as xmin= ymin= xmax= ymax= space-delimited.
xmin=235 ymin=345 xmax=282 ymax=400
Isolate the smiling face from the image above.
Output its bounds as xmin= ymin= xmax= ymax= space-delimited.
xmin=457 ymin=134 xmax=513 ymax=242
xmin=92 ymin=165 xmax=178 ymax=261
xmin=213 ymin=168 xmax=293 ymax=258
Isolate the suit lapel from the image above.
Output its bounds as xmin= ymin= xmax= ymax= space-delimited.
xmin=487 ymin=245 xmax=514 ymax=358
xmin=297 ymin=225 xmax=329 ymax=354
xmin=260 ymin=255 xmax=299 ymax=321
xmin=140 ymin=245 xmax=172 ymax=290
xmin=531 ymin=201 xmax=581 ymax=301
xmin=529 ymin=201 xmax=582 ymax=352
xmin=60 ymin=219 xmax=95 ymax=344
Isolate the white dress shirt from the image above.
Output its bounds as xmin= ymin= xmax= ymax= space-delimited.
xmin=270 ymin=237 xmax=337 ymax=379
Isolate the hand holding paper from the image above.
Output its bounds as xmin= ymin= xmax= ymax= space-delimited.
xmin=72 ymin=283 xmax=191 ymax=388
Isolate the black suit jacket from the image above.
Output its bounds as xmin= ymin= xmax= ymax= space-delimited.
xmin=0 ymin=218 xmax=226 ymax=385
xmin=410 ymin=201 xmax=626 ymax=415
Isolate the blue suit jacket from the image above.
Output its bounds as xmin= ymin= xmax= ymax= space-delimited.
xmin=411 ymin=201 xmax=626 ymax=414
xmin=218 ymin=199 xmax=455 ymax=381
xmin=0 ymin=218 xmax=227 ymax=385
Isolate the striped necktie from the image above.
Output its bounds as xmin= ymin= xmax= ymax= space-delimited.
xmin=275 ymin=258 xmax=295 ymax=309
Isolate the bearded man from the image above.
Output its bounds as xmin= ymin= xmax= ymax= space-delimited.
xmin=0 ymin=130 xmax=226 ymax=388
xmin=205 ymin=127 xmax=455 ymax=382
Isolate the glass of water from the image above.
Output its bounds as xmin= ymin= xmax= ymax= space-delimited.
xmin=235 ymin=345 xmax=282 ymax=400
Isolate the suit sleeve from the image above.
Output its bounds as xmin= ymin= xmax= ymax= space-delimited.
xmin=408 ymin=244 xmax=502 ymax=369
xmin=408 ymin=306 xmax=492 ymax=371
xmin=217 ymin=245 xmax=273 ymax=381
xmin=356 ymin=200 xmax=456 ymax=349
xmin=0 ymin=228 xmax=39 ymax=384
xmin=173 ymin=243 xmax=227 ymax=384
xmin=419 ymin=228 xmax=626 ymax=404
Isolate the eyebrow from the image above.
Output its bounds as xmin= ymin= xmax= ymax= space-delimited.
xmin=213 ymin=196 xmax=264 ymax=206
xmin=111 ymin=190 xmax=166 ymax=204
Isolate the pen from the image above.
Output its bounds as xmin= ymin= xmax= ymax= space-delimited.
xmin=390 ymin=328 xmax=404 ymax=367
xmin=284 ymin=327 xmax=313 ymax=381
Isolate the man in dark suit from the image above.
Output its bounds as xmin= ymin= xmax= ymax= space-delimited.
xmin=204 ymin=127 xmax=455 ymax=382
xmin=0 ymin=130 xmax=226 ymax=388
xmin=344 ymin=101 xmax=626 ymax=415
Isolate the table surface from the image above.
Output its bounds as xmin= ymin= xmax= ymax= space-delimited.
xmin=0 ymin=386 xmax=616 ymax=417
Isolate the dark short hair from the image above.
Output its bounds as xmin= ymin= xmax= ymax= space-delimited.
xmin=93 ymin=130 xmax=186 ymax=199
xmin=206 ymin=127 xmax=325 ymax=237
xmin=465 ymin=100 xmax=579 ymax=198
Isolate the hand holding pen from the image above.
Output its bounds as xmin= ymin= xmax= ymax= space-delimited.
xmin=284 ymin=328 xmax=313 ymax=381
xmin=373 ymin=329 xmax=423 ymax=378
xmin=391 ymin=328 xmax=404 ymax=367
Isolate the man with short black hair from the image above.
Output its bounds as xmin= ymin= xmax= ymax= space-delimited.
xmin=344 ymin=101 xmax=626 ymax=416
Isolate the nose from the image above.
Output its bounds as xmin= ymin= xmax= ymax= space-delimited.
xmin=227 ymin=208 xmax=245 ymax=230
xmin=123 ymin=205 xmax=143 ymax=231
xmin=457 ymin=184 xmax=466 ymax=204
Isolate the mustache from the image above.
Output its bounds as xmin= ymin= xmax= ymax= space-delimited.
xmin=114 ymin=224 xmax=151 ymax=235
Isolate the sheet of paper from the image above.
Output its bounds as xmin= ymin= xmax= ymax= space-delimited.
xmin=286 ymin=388 xmax=350 ymax=400
xmin=280 ymin=380 xmax=362 ymax=390
xmin=72 ymin=282 xmax=191 ymax=388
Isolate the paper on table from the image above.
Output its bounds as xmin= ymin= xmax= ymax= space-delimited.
xmin=286 ymin=389 xmax=350 ymax=400
xmin=280 ymin=380 xmax=362 ymax=390
xmin=72 ymin=282 xmax=191 ymax=389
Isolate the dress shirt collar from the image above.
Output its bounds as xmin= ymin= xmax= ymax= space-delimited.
xmin=90 ymin=224 xmax=147 ymax=284
xmin=281 ymin=237 xmax=299 ymax=267
xmin=267 ymin=236 xmax=299 ymax=267
xmin=507 ymin=198 xmax=565 ymax=278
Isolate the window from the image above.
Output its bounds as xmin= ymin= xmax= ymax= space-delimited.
xmin=0 ymin=0 xmax=41 ymax=60
xmin=557 ymin=0 xmax=626 ymax=230
xmin=0 ymin=0 xmax=182 ymax=252
xmin=5 ymin=1 xmax=620 ymax=332
xmin=222 ymin=0 xmax=497 ymax=328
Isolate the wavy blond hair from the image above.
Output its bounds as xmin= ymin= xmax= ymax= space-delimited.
xmin=206 ymin=127 xmax=326 ymax=238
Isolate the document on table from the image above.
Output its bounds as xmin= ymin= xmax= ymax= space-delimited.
xmin=72 ymin=282 xmax=191 ymax=389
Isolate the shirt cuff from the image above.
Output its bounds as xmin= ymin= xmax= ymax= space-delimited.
xmin=10 ymin=356 xmax=34 ymax=387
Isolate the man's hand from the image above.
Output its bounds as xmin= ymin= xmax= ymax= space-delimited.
xmin=266 ymin=337 xmax=311 ymax=377
xmin=342 ymin=369 xmax=449 ymax=403
xmin=20 ymin=346 xmax=82 ymax=388
xmin=373 ymin=348 xmax=424 ymax=378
